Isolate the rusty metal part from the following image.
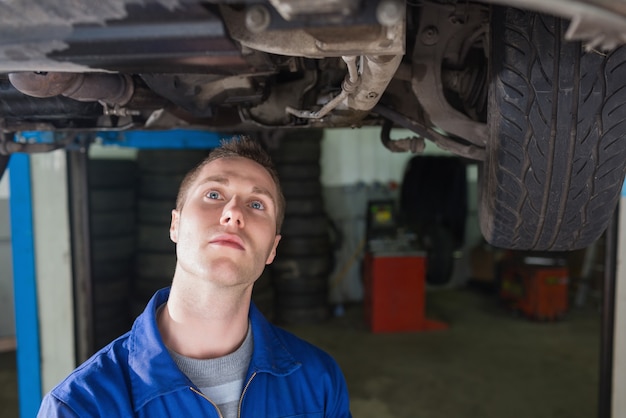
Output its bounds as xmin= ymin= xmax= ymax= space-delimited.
xmin=373 ymin=103 xmax=486 ymax=161
xmin=342 ymin=55 xmax=360 ymax=91
xmin=246 ymin=69 xmax=318 ymax=126
xmin=8 ymin=72 xmax=134 ymax=106
xmin=376 ymin=0 xmax=405 ymax=26
xmin=338 ymin=54 xmax=402 ymax=112
xmin=269 ymin=0 xmax=362 ymax=21
xmin=285 ymin=55 xmax=361 ymax=119
xmin=0 ymin=2 xmax=247 ymax=74
xmin=220 ymin=4 xmax=405 ymax=57
xmin=287 ymin=54 xmax=402 ymax=125
xmin=411 ymin=2 xmax=489 ymax=147
xmin=381 ymin=120 xmax=426 ymax=153
xmin=245 ymin=4 xmax=272 ymax=33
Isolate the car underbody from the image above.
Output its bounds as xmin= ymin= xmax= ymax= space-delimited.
xmin=2 ymin=0 xmax=626 ymax=250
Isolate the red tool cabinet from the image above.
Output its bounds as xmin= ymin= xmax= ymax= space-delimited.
xmin=499 ymin=257 xmax=569 ymax=320
xmin=363 ymin=252 xmax=447 ymax=333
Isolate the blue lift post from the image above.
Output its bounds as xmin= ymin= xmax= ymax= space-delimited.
xmin=96 ymin=129 xmax=225 ymax=149
xmin=8 ymin=152 xmax=42 ymax=418
xmin=9 ymin=129 xmax=223 ymax=416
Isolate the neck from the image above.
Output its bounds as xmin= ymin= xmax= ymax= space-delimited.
xmin=158 ymin=279 xmax=252 ymax=359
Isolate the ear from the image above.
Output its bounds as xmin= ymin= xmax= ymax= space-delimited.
xmin=170 ymin=209 xmax=180 ymax=243
xmin=265 ymin=235 xmax=281 ymax=265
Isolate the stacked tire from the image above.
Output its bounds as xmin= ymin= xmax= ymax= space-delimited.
xmin=133 ymin=150 xmax=210 ymax=315
xmin=88 ymin=159 xmax=137 ymax=350
xmin=252 ymin=267 xmax=275 ymax=320
xmin=269 ymin=130 xmax=332 ymax=324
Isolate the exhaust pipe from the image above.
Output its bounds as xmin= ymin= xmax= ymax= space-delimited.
xmin=8 ymin=72 xmax=134 ymax=106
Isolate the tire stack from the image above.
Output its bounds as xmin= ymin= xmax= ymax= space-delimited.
xmin=268 ymin=130 xmax=333 ymax=324
xmin=252 ymin=267 xmax=275 ymax=320
xmin=88 ymin=159 xmax=137 ymax=350
xmin=133 ymin=149 xmax=210 ymax=316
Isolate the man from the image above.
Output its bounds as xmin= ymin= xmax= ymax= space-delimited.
xmin=38 ymin=136 xmax=352 ymax=417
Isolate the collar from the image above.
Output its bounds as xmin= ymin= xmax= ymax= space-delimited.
xmin=128 ymin=287 xmax=301 ymax=411
xmin=247 ymin=299 xmax=301 ymax=377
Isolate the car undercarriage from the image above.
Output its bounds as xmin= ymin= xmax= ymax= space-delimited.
xmin=2 ymin=0 xmax=626 ymax=250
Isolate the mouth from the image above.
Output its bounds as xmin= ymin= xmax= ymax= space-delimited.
xmin=209 ymin=234 xmax=245 ymax=250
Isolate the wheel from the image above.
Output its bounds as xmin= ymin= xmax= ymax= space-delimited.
xmin=419 ymin=224 xmax=455 ymax=286
xmin=480 ymin=7 xmax=626 ymax=250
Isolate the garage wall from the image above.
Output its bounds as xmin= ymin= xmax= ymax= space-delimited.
xmin=321 ymin=127 xmax=445 ymax=186
xmin=0 ymin=170 xmax=16 ymax=340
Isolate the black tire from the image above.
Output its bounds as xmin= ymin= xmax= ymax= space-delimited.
xmin=277 ymin=164 xmax=321 ymax=181
xmin=89 ymin=189 xmax=135 ymax=211
xmin=92 ymin=260 xmax=134 ymax=281
xmin=273 ymin=274 xmax=328 ymax=295
xmin=91 ymin=236 xmax=135 ymax=262
xmin=254 ymin=267 xmax=273 ymax=292
xmin=275 ymin=290 xmax=328 ymax=309
xmin=87 ymin=158 xmax=137 ymax=352
xmin=90 ymin=210 xmax=136 ymax=238
xmin=88 ymin=160 xmax=137 ymax=188
xmin=137 ymin=149 xmax=209 ymax=175
xmin=137 ymin=224 xmax=175 ymax=252
xmin=139 ymin=174 xmax=184 ymax=199
xmin=134 ymin=278 xmax=172 ymax=302
xmin=137 ymin=198 xmax=175 ymax=224
xmin=284 ymin=196 xmax=325 ymax=216
xmin=136 ymin=252 xmax=177 ymax=280
xmin=420 ymin=225 xmax=455 ymax=286
xmin=93 ymin=280 xmax=131 ymax=307
xmin=281 ymin=180 xmax=323 ymax=199
xmin=272 ymin=256 xmax=332 ymax=279
xmin=481 ymin=8 xmax=626 ymax=250
xmin=252 ymin=268 xmax=275 ymax=319
xmin=281 ymin=215 xmax=329 ymax=237
xmin=276 ymin=236 xmax=330 ymax=257
xmin=275 ymin=306 xmax=330 ymax=325
xmin=268 ymin=130 xmax=323 ymax=164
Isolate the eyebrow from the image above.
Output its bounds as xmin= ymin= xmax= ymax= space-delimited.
xmin=199 ymin=175 xmax=277 ymax=207
xmin=199 ymin=175 xmax=228 ymax=186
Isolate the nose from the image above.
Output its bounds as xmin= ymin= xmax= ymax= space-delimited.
xmin=220 ymin=197 xmax=245 ymax=228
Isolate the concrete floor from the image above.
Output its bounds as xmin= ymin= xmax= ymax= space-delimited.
xmin=0 ymin=286 xmax=600 ymax=417
xmin=286 ymin=286 xmax=601 ymax=418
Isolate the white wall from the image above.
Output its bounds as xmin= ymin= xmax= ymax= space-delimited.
xmin=0 ymin=169 xmax=15 ymax=340
xmin=321 ymin=127 xmax=452 ymax=186
xmin=0 ymin=169 xmax=8 ymax=199
xmin=30 ymin=151 xmax=76 ymax=392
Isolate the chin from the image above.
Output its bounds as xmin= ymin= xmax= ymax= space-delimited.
xmin=206 ymin=258 xmax=256 ymax=286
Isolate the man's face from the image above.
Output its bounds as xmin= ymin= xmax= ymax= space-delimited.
xmin=169 ymin=156 xmax=281 ymax=287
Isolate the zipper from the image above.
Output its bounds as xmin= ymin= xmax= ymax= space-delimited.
xmin=237 ymin=371 xmax=258 ymax=418
xmin=190 ymin=386 xmax=224 ymax=418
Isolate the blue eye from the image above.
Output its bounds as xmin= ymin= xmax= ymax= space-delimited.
xmin=250 ymin=201 xmax=264 ymax=210
xmin=207 ymin=191 xmax=220 ymax=199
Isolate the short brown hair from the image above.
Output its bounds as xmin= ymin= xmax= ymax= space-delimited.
xmin=175 ymin=135 xmax=286 ymax=233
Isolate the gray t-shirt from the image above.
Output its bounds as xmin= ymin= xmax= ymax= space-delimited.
xmin=169 ymin=325 xmax=253 ymax=418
